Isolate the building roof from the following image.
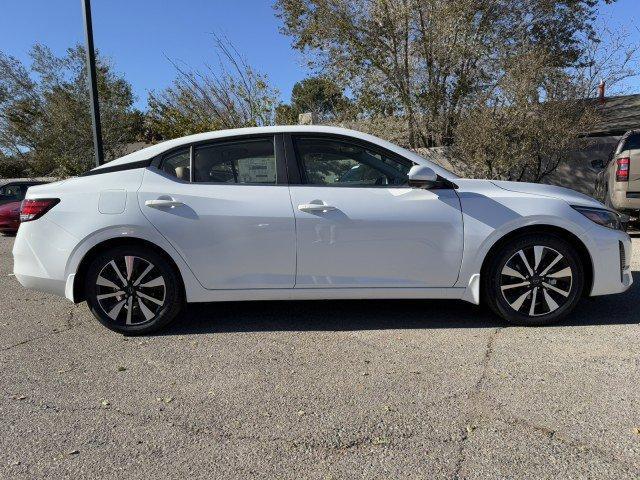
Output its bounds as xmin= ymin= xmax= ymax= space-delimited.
xmin=590 ymin=93 xmax=640 ymax=136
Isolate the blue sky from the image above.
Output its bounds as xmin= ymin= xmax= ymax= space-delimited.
xmin=0 ymin=0 xmax=638 ymax=110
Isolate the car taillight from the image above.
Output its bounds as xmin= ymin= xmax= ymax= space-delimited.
xmin=20 ymin=198 xmax=60 ymax=222
xmin=616 ymin=157 xmax=630 ymax=182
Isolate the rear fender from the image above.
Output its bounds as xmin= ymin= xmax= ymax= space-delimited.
xmin=65 ymin=225 xmax=203 ymax=302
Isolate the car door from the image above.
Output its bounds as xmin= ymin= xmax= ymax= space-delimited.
xmin=286 ymin=134 xmax=463 ymax=288
xmin=138 ymin=134 xmax=297 ymax=290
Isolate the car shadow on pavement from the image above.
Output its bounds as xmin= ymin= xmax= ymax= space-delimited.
xmin=160 ymin=272 xmax=640 ymax=335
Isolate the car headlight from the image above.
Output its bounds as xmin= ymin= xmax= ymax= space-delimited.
xmin=572 ymin=206 xmax=622 ymax=230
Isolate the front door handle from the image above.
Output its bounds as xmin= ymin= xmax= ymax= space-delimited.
xmin=298 ymin=201 xmax=336 ymax=212
xmin=145 ymin=198 xmax=184 ymax=208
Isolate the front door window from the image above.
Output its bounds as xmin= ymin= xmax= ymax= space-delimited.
xmin=293 ymin=137 xmax=412 ymax=187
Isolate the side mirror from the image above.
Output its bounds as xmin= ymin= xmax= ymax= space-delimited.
xmin=408 ymin=165 xmax=438 ymax=188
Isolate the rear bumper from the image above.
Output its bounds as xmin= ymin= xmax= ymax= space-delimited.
xmin=13 ymin=273 xmax=67 ymax=297
xmin=12 ymin=219 xmax=77 ymax=300
xmin=611 ymin=189 xmax=640 ymax=213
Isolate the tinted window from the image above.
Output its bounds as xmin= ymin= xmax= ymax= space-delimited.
xmin=0 ymin=184 xmax=22 ymax=201
xmin=294 ymin=137 xmax=411 ymax=186
xmin=161 ymin=148 xmax=191 ymax=180
xmin=622 ymin=134 xmax=640 ymax=152
xmin=193 ymin=138 xmax=276 ymax=184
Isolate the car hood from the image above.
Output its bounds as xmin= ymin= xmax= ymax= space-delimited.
xmin=490 ymin=180 xmax=604 ymax=209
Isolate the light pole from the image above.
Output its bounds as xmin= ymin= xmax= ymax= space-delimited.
xmin=81 ymin=0 xmax=104 ymax=167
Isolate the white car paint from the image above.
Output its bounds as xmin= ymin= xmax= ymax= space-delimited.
xmin=289 ymin=185 xmax=463 ymax=287
xmin=138 ymin=168 xmax=297 ymax=290
xmin=12 ymin=126 xmax=632 ymax=310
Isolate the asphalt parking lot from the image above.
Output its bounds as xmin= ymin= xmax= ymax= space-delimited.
xmin=1 ymin=234 xmax=639 ymax=479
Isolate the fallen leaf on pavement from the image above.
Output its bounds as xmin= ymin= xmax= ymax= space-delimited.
xmin=372 ymin=437 xmax=389 ymax=445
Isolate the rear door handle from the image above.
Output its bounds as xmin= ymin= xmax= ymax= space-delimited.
xmin=298 ymin=202 xmax=336 ymax=212
xmin=145 ymin=198 xmax=184 ymax=208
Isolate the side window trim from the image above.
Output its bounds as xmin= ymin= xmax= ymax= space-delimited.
xmin=283 ymin=133 xmax=302 ymax=184
xmin=189 ymin=145 xmax=194 ymax=182
xmin=287 ymin=133 xmax=414 ymax=188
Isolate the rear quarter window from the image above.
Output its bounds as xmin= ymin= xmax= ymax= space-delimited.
xmin=617 ymin=133 xmax=640 ymax=154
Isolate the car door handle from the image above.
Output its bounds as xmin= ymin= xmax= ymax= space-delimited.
xmin=145 ymin=198 xmax=184 ymax=208
xmin=298 ymin=203 xmax=336 ymax=212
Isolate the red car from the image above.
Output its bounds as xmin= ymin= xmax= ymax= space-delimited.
xmin=0 ymin=200 xmax=21 ymax=235
xmin=0 ymin=180 xmax=49 ymax=235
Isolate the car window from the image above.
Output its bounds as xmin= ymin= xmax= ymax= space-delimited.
xmin=0 ymin=184 xmax=21 ymax=201
xmin=161 ymin=148 xmax=191 ymax=181
xmin=293 ymin=137 xmax=412 ymax=187
xmin=17 ymin=185 xmax=28 ymax=200
xmin=193 ymin=138 xmax=276 ymax=184
xmin=621 ymin=134 xmax=640 ymax=152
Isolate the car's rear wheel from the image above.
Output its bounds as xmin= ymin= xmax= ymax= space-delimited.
xmin=85 ymin=246 xmax=183 ymax=334
xmin=483 ymin=234 xmax=584 ymax=326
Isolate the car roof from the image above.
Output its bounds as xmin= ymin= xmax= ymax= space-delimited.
xmin=92 ymin=125 xmax=458 ymax=179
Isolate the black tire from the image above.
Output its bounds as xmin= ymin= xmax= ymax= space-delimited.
xmin=85 ymin=245 xmax=184 ymax=334
xmin=482 ymin=234 xmax=584 ymax=326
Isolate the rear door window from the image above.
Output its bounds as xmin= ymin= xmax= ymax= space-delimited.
xmin=193 ymin=138 xmax=276 ymax=184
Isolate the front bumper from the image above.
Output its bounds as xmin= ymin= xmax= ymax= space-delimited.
xmin=589 ymin=227 xmax=633 ymax=296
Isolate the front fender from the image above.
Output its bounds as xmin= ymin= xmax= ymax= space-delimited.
xmin=454 ymin=187 xmax=598 ymax=297
xmin=473 ymin=214 xmax=593 ymax=277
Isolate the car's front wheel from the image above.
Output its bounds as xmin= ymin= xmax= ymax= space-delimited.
xmin=85 ymin=246 xmax=183 ymax=334
xmin=483 ymin=234 xmax=584 ymax=326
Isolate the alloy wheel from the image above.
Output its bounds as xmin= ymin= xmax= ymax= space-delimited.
xmin=95 ymin=255 xmax=166 ymax=325
xmin=500 ymin=245 xmax=573 ymax=317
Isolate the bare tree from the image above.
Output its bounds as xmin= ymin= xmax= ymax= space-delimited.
xmin=147 ymin=35 xmax=279 ymax=140
xmin=574 ymin=23 xmax=640 ymax=96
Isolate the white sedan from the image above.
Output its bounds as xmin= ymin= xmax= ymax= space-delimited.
xmin=12 ymin=126 xmax=632 ymax=334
